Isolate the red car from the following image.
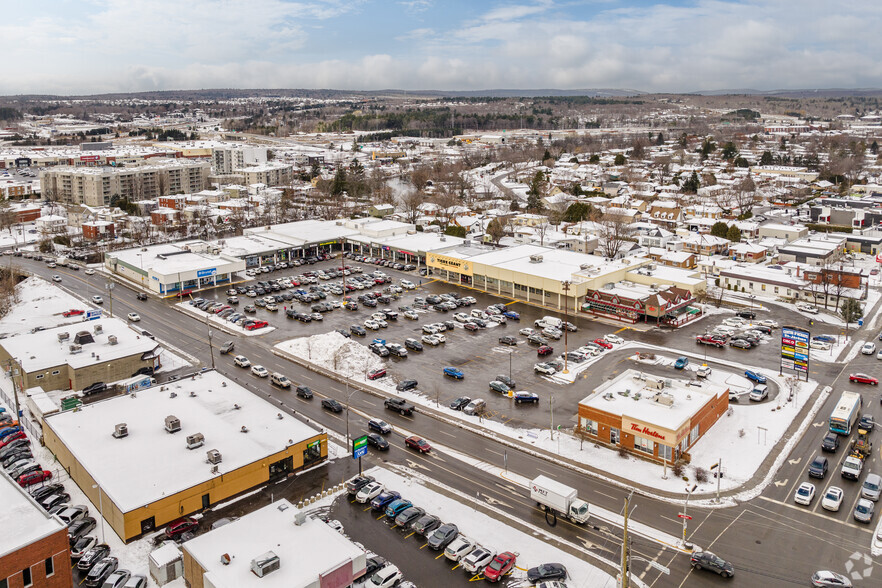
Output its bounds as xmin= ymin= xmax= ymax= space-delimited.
xmin=0 ymin=431 xmax=26 ymax=449
xmin=404 ymin=436 xmax=431 ymax=453
xmin=483 ymin=551 xmax=517 ymax=582
xmin=537 ymin=345 xmax=554 ymax=356
xmin=367 ymin=368 xmax=387 ymax=380
xmin=62 ymin=309 xmax=85 ymax=317
xmin=245 ymin=321 xmax=269 ymax=331
xmin=18 ymin=469 xmax=52 ymax=487
xmin=696 ymin=335 xmax=726 ymax=347
xmin=849 ymin=373 xmax=878 ymax=385
xmin=165 ymin=517 xmax=198 ymax=540
xmin=593 ymin=338 xmax=613 ymax=350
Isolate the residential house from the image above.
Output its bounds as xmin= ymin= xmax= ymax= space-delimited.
xmin=647 ymin=247 xmax=697 ymax=269
xmin=369 ymin=203 xmax=395 ymax=218
xmin=82 ymin=220 xmax=115 ymax=241
xmin=681 ymin=233 xmax=729 ymax=256
xmin=646 ymin=205 xmax=683 ymax=230
xmin=729 ymin=242 xmax=767 ymax=263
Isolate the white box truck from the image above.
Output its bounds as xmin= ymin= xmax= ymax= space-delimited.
xmin=530 ymin=475 xmax=590 ymax=524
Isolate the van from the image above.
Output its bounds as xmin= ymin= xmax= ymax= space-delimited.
xmin=534 ymin=316 xmax=563 ymax=329
xmin=270 ymin=373 xmax=291 ymax=388
xmin=862 ymin=473 xmax=882 ymax=501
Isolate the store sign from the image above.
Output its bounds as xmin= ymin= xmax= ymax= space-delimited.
xmin=80 ymin=155 xmax=100 ymax=161
xmin=622 ymin=417 xmax=684 ymax=445
xmin=352 ymin=435 xmax=368 ymax=459
xmin=427 ymin=253 xmax=472 ymax=276
xmin=197 ymin=268 xmax=217 ymax=278
xmin=781 ymin=326 xmax=809 ymax=373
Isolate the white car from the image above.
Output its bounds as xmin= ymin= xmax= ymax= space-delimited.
xmin=91 ymin=295 xmax=103 ymax=304
xmin=444 ymin=534 xmax=476 ymax=561
xmin=756 ymin=319 xmax=778 ymax=328
xmin=233 ymin=355 xmax=250 ymax=368
xmin=877 ymin=350 xmax=882 ymax=360
xmin=534 ymin=362 xmax=556 ymax=375
xmin=722 ymin=317 xmax=745 ymax=327
xmin=372 ymin=312 xmax=387 ymax=321
xmin=811 ymin=340 xmax=831 ymax=351
xmin=794 ymin=482 xmax=816 ymax=506
xmin=356 ymin=481 xmax=384 ymax=504
xmin=519 ymin=327 xmax=537 ymax=337
xmin=127 ymin=312 xmax=141 ymax=322
xmin=364 ymin=320 xmax=380 ymax=330
xmin=375 ymin=318 xmax=388 ymax=328
xmin=422 ymin=324 xmax=439 ymax=334
xmin=749 ymin=385 xmax=768 ymax=401
xmin=696 ymin=365 xmax=712 ymax=378
xmin=52 ymin=274 xmax=62 ymax=282
xmin=251 ymin=365 xmax=269 ymax=378
xmin=454 ymin=313 xmax=470 ymax=323
xmin=370 ymin=564 xmax=402 ymax=588
xmin=422 ymin=334 xmax=442 ymax=346
xmin=821 ymin=486 xmax=844 ymax=511
xmin=84 ymin=269 xmax=96 ymax=276
xmin=403 ymin=311 xmax=419 ymax=320
xmin=400 ymin=280 xmax=415 ymax=289
xmin=797 ymin=302 xmax=819 ymax=314
xmin=434 ymin=333 xmax=446 ymax=343
xmin=861 ymin=342 xmax=876 ymax=355
xmin=461 ymin=545 xmax=496 ymax=573
xmin=605 ymin=334 xmax=624 ymax=344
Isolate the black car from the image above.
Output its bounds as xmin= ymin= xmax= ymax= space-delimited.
xmin=808 ymin=455 xmax=828 ymax=478
xmin=859 ymin=414 xmax=876 ymax=432
xmin=136 ymin=292 xmax=148 ymax=301
xmin=427 ymin=523 xmax=459 ymax=550
xmin=394 ymin=506 xmax=425 ymax=529
xmin=68 ymin=517 xmax=97 ymax=544
xmin=449 ymin=396 xmax=471 ymax=411
xmin=496 ymin=375 xmax=516 ymax=389
xmin=82 ymin=382 xmax=107 ymax=396
xmin=736 ymin=311 xmax=756 ymax=320
xmin=397 ymin=380 xmax=418 ymax=391
xmin=295 ymin=385 xmax=313 ymax=399
xmin=350 ymin=325 xmax=367 ymax=336
xmin=368 ymin=419 xmax=392 ymax=434
xmin=84 ymin=556 xmax=118 ymax=587
xmin=369 ymin=342 xmax=390 ymax=357
xmin=821 ymin=432 xmax=840 ymax=452
xmin=412 ymin=513 xmax=441 ymax=537
xmin=40 ymin=493 xmax=70 ymax=511
xmin=29 ymin=483 xmax=63 ymax=502
xmin=499 ymin=336 xmax=518 ymax=346
xmin=364 ymin=556 xmax=388 ymax=578
xmin=690 ymin=551 xmax=734 ymax=578
xmin=0 ymin=438 xmax=30 ymax=461
xmin=405 ymin=339 xmax=423 ymax=352
xmin=367 ymin=434 xmax=389 ymax=451
xmin=335 ymin=328 xmax=351 ymax=338
xmin=346 ymin=475 xmax=375 ymax=495
xmin=527 ymin=563 xmax=569 ymax=583
xmin=77 ymin=544 xmax=111 ymax=572
xmin=322 ymin=399 xmax=343 ymax=413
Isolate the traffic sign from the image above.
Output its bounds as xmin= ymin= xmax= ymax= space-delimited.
xmin=677 ymin=514 xmax=692 ymax=520
xmin=352 ymin=435 xmax=368 ymax=459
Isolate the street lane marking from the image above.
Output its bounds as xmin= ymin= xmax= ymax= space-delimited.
xmin=756 ymin=496 xmax=873 ymax=533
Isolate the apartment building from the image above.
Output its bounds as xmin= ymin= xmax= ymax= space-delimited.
xmin=40 ymin=159 xmax=211 ymax=206
xmin=212 ymin=145 xmax=267 ymax=174
xmin=237 ymin=162 xmax=293 ymax=187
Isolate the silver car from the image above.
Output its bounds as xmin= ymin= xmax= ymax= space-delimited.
xmin=862 ymin=473 xmax=882 ymax=502
xmin=854 ymin=498 xmax=875 ymax=523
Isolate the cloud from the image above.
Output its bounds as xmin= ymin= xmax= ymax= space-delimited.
xmin=2 ymin=0 xmax=882 ymax=94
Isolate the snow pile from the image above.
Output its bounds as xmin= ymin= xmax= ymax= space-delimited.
xmin=276 ymin=331 xmax=383 ymax=378
xmin=0 ymin=276 xmax=94 ymax=337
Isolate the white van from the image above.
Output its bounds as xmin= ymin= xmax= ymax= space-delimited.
xmin=534 ymin=316 xmax=563 ymax=329
xmin=270 ymin=373 xmax=291 ymax=388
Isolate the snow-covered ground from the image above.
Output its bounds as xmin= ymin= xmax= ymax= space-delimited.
xmin=0 ymin=224 xmax=42 ymax=249
xmin=175 ymin=301 xmax=276 ymax=337
xmin=276 ymin=333 xmax=815 ymax=501
xmin=0 ymin=276 xmax=98 ymax=337
xmin=365 ymin=466 xmax=619 ymax=588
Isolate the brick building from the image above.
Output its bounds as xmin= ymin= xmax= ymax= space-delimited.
xmin=0 ymin=477 xmax=71 ymax=588
xmin=82 ymin=220 xmax=115 ymax=241
xmin=577 ymin=369 xmax=730 ymax=464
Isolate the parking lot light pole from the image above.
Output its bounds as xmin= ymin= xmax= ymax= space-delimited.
xmin=561 ymin=280 xmax=571 ymax=374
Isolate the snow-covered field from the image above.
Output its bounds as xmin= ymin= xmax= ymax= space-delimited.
xmin=175 ymin=301 xmax=276 ymax=337
xmin=0 ymin=276 xmax=97 ymax=337
xmin=276 ymin=332 xmax=814 ymax=501
xmin=364 ymin=466 xmax=619 ymax=588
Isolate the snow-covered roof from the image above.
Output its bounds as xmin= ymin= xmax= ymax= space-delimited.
xmin=0 ymin=478 xmax=67 ymax=559
xmin=8 ymin=317 xmax=159 ymax=374
xmin=45 ymin=371 xmax=323 ymax=512
xmin=581 ymin=369 xmax=728 ymax=434
xmin=184 ymin=499 xmax=365 ymax=588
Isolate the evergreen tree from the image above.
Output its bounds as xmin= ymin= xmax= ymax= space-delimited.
xmin=840 ymin=297 xmax=863 ymax=332
xmin=655 ymin=132 xmax=665 ymax=145
xmin=726 ymin=225 xmax=742 ymax=242
xmin=721 ymin=142 xmax=738 ymax=160
xmin=330 ymin=167 xmax=347 ymax=196
xmin=563 ymin=202 xmax=592 ymax=223
xmin=710 ymin=221 xmax=729 ymax=238
xmin=871 ymin=140 xmax=879 ymax=155
xmin=760 ymin=151 xmax=774 ymax=165
xmin=613 ymin=153 xmax=626 ymax=166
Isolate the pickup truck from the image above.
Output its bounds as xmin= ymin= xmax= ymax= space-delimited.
xmin=841 ymin=454 xmax=864 ymax=480
xmin=385 ymin=397 xmax=415 ymax=416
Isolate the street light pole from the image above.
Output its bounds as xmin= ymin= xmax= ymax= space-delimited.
xmin=561 ymin=280 xmax=571 ymax=374
xmin=682 ymin=484 xmax=697 ymax=548
xmin=550 ymin=394 xmax=554 ymax=440
xmin=205 ymin=314 xmax=215 ymax=370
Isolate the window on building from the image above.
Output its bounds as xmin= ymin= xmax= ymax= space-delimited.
xmin=736 ymin=280 xmax=741 ymax=286
xmin=610 ymin=427 xmax=620 ymax=445
xmin=581 ymin=418 xmax=598 ymax=435
xmin=45 ymin=557 xmax=53 ymax=577
xmin=774 ymin=287 xmax=779 ymax=293
xmin=35 ymin=374 xmax=43 ymax=380
xmin=689 ymin=424 xmax=700 ymax=445
xmin=0 ymin=578 xmax=7 ymax=588
xmin=761 ymin=284 xmax=766 ymax=291
xmin=51 ymin=370 xmax=60 ymax=375
xmin=514 ymin=283 xmax=527 ymax=292
xmin=659 ymin=444 xmax=673 ymax=462
xmin=634 ymin=436 xmax=654 ymax=454
xmin=22 ymin=567 xmax=32 ymax=588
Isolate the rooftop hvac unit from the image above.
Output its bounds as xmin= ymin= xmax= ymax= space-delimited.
xmin=94 ymin=324 xmax=103 ymax=334
xmin=186 ymin=433 xmax=204 ymax=450
xmin=529 ymin=254 xmax=543 ymax=263
xmin=251 ymin=552 xmax=280 ymax=578
xmin=107 ymin=335 xmax=118 ymax=345
xmin=112 ymin=423 xmax=128 ymax=438
xmin=165 ymin=415 xmax=181 ymax=433
xmin=580 ymin=263 xmax=591 ymax=270
xmin=645 ymin=377 xmax=665 ymax=390
xmin=57 ymin=332 xmax=70 ymax=342
xmin=69 ymin=343 xmax=83 ymax=354
xmin=207 ymin=449 xmax=222 ymax=464
xmin=655 ymin=393 xmax=675 ymax=406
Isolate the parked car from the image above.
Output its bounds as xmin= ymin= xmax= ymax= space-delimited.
xmin=164 ymin=517 xmax=198 ymax=540
xmin=483 ymin=552 xmax=517 ymax=582
xmin=462 ymin=545 xmax=496 ymax=573
xmin=514 ymin=391 xmax=539 ymax=404
xmin=427 ymin=523 xmax=459 ymax=550
xmin=84 ymin=556 xmax=118 ymax=587
xmin=498 ymin=336 xmax=518 ymax=346
xmin=396 ymin=379 xmax=418 ymax=391
xmin=444 ymin=534 xmax=476 ymax=561
xmin=369 ymin=563 xmax=402 ymax=588
xmin=489 ymin=380 xmax=511 ymax=394
xmin=356 ymin=481 xmax=384 ymax=503
xmin=412 ymin=513 xmax=441 ymax=537
xmin=77 ymin=544 xmax=111 ymax=572
xmin=674 ymin=356 xmax=689 ymax=369
xmin=527 ymin=563 xmax=569 ymax=583
xmin=821 ymin=486 xmax=844 ymax=511
xmin=449 ymin=396 xmax=471 ymax=411
xmin=70 ymin=535 xmax=98 ymax=560
xmin=395 ymin=506 xmax=425 ymax=529
xmin=367 ymin=368 xmax=387 ymax=380
xmin=443 ymin=367 xmax=464 ymax=379
xmin=100 ymin=570 xmax=131 ymax=588
xmin=795 ymin=482 xmax=816 ymax=506
xmin=690 ymin=551 xmax=734 ymax=578
xmin=854 ymin=498 xmax=875 ymax=523
xmin=370 ymin=490 xmax=401 ymax=511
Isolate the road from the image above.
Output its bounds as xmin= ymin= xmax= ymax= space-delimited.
xmin=14 ymin=256 xmax=882 ymax=587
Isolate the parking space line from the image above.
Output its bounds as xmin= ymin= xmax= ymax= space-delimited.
xmin=419 ymin=543 xmax=429 ymax=549
xmin=435 ymin=552 xmax=445 ymax=560
xmin=405 ymin=531 xmax=415 ymax=538
xmin=452 ymin=563 xmax=462 ymax=570
xmin=376 ymin=514 xmax=386 ymax=520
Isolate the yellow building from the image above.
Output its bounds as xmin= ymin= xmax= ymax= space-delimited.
xmin=43 ymin=371 xmax=327 ymax=542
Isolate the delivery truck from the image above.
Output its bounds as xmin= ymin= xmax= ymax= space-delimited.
xmin=530 ymin=475 xmax=590 ymax=524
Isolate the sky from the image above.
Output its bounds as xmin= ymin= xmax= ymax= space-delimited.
xmin=3 ymin=0 xmax=881 ymax=95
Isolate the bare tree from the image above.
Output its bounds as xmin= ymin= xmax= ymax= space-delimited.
xmin=597 ymin=210 xmax=633 ymax=259
xmin=400 ymin=189 xmax=424 ymax=225
xmin=732 ymin=176 xmax=757 ymax=218
xmin=431 ymin=185 xmax=460 ymax=231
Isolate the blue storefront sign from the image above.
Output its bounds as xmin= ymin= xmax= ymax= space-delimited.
xmin=197 ymin=268 xmax=217 ymax=278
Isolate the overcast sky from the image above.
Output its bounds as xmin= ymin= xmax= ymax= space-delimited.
xmin=3 ymin=0 xmax=880 ymax=95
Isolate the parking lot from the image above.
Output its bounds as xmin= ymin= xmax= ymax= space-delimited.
xmin=188 ymin=256 xmax=831 ymax=433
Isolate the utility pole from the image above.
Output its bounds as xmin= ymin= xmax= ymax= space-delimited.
xmin=550 ymin=394 xmax=554 ymax=440
xmin=205 ymin=314 xmax=215 ymax=370
xmin=621 ymin=496 xmax=631 ymax=588
xmin=105 ymin=281 xmax=114 ymax=318
xmin=562 ymin=280 xmax=571 ymax=374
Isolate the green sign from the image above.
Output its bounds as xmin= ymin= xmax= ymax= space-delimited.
xmin=352 ymin=435 xmax=368 ymax=459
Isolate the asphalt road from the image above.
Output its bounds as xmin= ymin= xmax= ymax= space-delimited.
xmin=12 ymin=255 xmax=882 ymax=587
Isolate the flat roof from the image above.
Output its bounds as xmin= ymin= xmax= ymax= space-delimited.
xmin=580 ymin=369 xmax=728 ymax=434
xmin=0 ymin=477 xmax=67 ymax=558
xmin=245 ymin=220 xmax=359 ymax=246
xmin=184 ymin=499 xmax=365 ymax=588
xmin=45 ymin=371 xmax=322 ymax=512
xmin=110 ymin=242 xmax=242 ymax=275
xmin=9 ymin=317 xmax=159 ymax=374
